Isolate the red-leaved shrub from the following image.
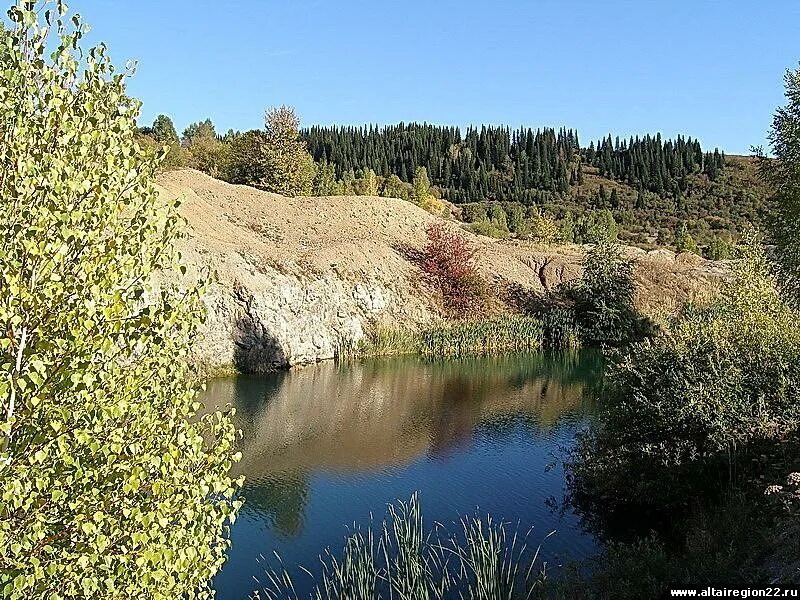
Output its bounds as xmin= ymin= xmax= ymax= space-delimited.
xmin=420 ymin=223 xmax=486 ymax=317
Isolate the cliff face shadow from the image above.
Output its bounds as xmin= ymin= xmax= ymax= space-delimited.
xmin=233 ymin=313 xmax=287 ymax=373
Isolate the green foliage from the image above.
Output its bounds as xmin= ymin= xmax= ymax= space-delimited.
xmin=182 ymin=118 xmax=230 ymax=178
xmin=466 ymin=220 xmax=509 ymax=239
xmin=589 ymin=133 xmax=723 ymax=195
xmin=353 ymin=315 xmax=579 ymax=360
xmin=504 ymin=203 xmax=526 ymax=234
xmin=380 ymin=174 xmax=411 ymax=201
xmin=706 ymin=235 xmax=734 ymax=260
xmin=559 ymin=211 xmax=576 ymax=243
xmin=183 ymin=118 xmax=217 ymax=145
xmin=590 ymin=234 xmax=800 ymax=477
xmin=419 ymin=317 xmax=548 ymax=356
xmin=312 ymin=160 xmax=339 ymax=195
xmin=0 ymin=4 xmax=240 ymax=597
xmin=411 ymin=166 xmax=432 ymax=205
xmin=137 ymin=115 xmax=188 ymax=171
xmin=256 ymin=106 xmax=317 ymax=196
xmin=575 ymin=210 xmax=618 ymax=244
xmin=569 ymin=243 xmax=641 ymax=345
xmin=300 ymin=123 xmax=766 ymax=248
xmin=226 ymin=129 xmax=268 ymax=185
xmin=674 ymin=221 xmax=699 ymax=254
xmin=151 ymin=114 xmax=179 ymax=144
xmin=527 ymin=211 xmax=561 ymax=243
xmin=354 ymin=168 xmax=379 ymax=196
xmin=760 ymin=62 xmax=800 ymax=297
xmin=303 ymin=123 xmax=580 ymax=202
xmin=488 ymin=204 xmax=508 ymax=229
xmin=352 ymin=327 xmax=421 ymax=358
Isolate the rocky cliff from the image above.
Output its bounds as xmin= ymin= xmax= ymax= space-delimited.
xmin=157 ymin=169 xmax=725 ymax=373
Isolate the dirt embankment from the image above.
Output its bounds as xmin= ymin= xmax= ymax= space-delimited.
xmin=157 ymin=169 xmax=724 ymax=372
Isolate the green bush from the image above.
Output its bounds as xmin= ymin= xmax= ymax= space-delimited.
xmin=465 ymin=220 xmax=510 ymax=239
xmin=569 ymin=243 xmax=645 ymax=345
xmin=0 ymin=5 xmax=240 ymax=598
xmin=706 ymin=235 xmax=734 ymax=260
xmin=607 ymin=236 xmax=800 ymax=464
xmin=570 ymin=234 xmax=800 ymax=521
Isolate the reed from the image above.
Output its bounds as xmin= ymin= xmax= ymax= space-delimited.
xmin=252 ymin=494 xmax=550 ymax=600
xmin=357 ymin=326 xmax=422 ymax=357
xmin=341 ymin=314 xmax=582 ymax=362
xmin=419 ymin=316 xmax=546 ymax=357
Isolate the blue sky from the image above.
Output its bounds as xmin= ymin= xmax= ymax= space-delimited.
xmin=78 ymin=0 xmax=799 ymax=154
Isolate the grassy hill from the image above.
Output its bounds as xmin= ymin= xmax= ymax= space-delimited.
xmin=552 ymin=154 xmax=770 ymax=249
xmin=456 ymin=155 xmax=770 ymax=255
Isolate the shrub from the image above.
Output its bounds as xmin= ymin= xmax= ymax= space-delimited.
xmin=460 ymin=203 xmax=489 ymax=223
xmin=380 ymin=174 xmax=411 ymax=201
xmin=569 ymin=242 xmax=643 ymax=345
xmin=570 ymin=235 xmax=800 ymax=519
xmin=466 ymin=220 xmax=510 ymax=239
xmin=421 ymin=223 xmax=487 ymax=317
xmin=607 ymin=235 xmax=800 ymax=463
xmin=527 ymin=212 xmax=562 ymax=244
xmin=706 ymin=235 xmax=734 ymax=260
xmin=674 ymin=221 xmax=700 ymax=254
xmin=0 ymin=5 xmax=240 ymax=598
xmin=226 ymin=129 xmax=268 ymax=185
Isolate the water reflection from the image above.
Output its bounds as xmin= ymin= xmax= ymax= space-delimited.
xmin=208 ymin=351 xmax=604 ymax=599
xmin=204 ymin=351 xmax=602 ymax=480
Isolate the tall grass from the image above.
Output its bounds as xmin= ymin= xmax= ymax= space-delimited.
xmin=252 ymin=494 xmax=550 ymax=600
xmin=345 ymin=314 xmax=582 ymax=361
xmin=355 ymin=327 xmax=422 ymax=358
xmin=419 ymin=316 xmax=545 ymax=357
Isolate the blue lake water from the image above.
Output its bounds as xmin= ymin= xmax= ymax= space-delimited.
xmin=204 ymin=351 xmax=605 ymax=599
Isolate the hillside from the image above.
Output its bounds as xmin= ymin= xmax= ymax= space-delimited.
xmin=158 ymin=169 xmax=725 ymax=373
xmin=302 ymin=124 xmax=771 ymax=252
xmin=547 ymin=154 xmax=770 ymax=248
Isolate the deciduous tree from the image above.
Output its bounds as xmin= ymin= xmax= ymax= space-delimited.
xmin=0 ymin=4 xmax=241 ymax=597
xmin=257 ymin=106 xmax=316 ymax=196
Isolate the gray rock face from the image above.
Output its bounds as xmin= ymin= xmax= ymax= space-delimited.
xmin=193 ymin=261 xmax=428 ymax=373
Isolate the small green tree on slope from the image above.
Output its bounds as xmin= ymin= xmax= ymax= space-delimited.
xmin=0 ymin=3 xmax=240 ymax=598
xmin=759 ymin=62 xmax=800 ymax=299
xmin=257 ymin=105 xmax=316 ymax=196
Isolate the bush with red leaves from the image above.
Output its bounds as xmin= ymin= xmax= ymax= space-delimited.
xmin=420 ymin=223 xmax=487 ymax=317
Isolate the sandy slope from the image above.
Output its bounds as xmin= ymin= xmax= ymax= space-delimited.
xmin=156 ymin=169 xmax=724 ymax=371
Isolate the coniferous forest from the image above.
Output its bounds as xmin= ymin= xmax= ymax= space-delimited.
xmin=134 ymin=110 xmax=771 ymax=255
xmin=301 ymin=123 xmax=767 ymax=252
xmin=303 ymin=123 xmax=580 ymax=203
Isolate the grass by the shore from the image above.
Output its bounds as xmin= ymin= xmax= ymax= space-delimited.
xmin=253 ymin=494 xmax=549 ymax=600
xmin=348 ymin=314 xmax=580 ymax=360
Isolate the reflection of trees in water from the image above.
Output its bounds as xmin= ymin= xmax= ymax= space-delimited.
xmin=242 ymin=471 xmax=309 ymax=538
xmin=203 ymin=350 xmax=604 ymax=480
xmin=428 ymin=376 xmax=478 ymax=458
xmin=200 ymin=351 xmax=604 ymax=540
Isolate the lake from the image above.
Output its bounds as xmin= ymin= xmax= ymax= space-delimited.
xmin=204 ymin=351 xmax=605 ymax=599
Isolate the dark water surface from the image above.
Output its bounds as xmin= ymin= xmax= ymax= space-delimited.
xmin=206 ymin=351 xmax=605 ymax=599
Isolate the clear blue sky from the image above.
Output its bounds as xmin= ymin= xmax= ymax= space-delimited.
xmin=78 ymin=0 xmax=799 ymax=154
